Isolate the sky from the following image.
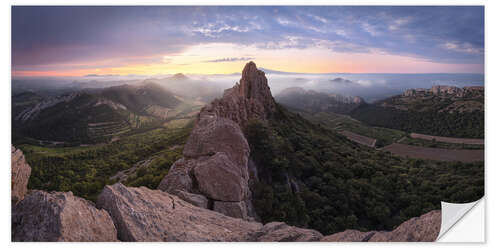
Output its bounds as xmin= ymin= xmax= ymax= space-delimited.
xmin=11 ymin=6 xmax=484 ymax=77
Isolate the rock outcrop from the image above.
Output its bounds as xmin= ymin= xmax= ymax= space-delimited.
xmin=97 ymin=183 xmax=321 ymax=242
xmin=158 ymin=62 xmax=276 ymax=219
xmin=403 ymin=85 xmax=484 ymax=98
xmin=205 ymin=61 xmax=276 ymax=128
xmin=11 ymin=146 xmax=31 ymax=204
xmin=321 ymin=210 xmax=441 ymax=242
xmin=12 ymin=190 xmax=118 ymax=242
xmin=251 ymin=222 xmax=323 ymax=242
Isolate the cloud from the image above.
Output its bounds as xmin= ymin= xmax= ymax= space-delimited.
xmin=192 ymin=23 xmax=252 ymax=38
xmin=388 ymin=17 xmax=412 ymax=31
xmin=311 ymin=14 xmax=328 ymax=24
xmin=276 ymin=17 xmax=292 ymax=26
xmin=203 ymin=57 xmax=255 ymax=63
xmin=362 ymin=22 xmax=381 ymax=36
xmin=442 ymin=42 xmax=483 ymax=55
xmin=12 ymin=6 xmax=484 ymax=73
xmin=84 ymin=74 xmax=120 ymax=77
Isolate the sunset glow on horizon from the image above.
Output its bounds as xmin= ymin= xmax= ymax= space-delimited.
xmin=12 ymin=6 xmax=484 ymax=77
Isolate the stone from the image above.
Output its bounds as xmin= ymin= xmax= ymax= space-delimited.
xmin=193 ymin=152 xmax=246 ymax=202
xmin=175 ymin=190 xmax=209 ymax=208
xmin=213 ymin=201 xmax=248 ymax=219
xmin=183 ymin=115 xmax=250 ymax=167
xmin=96 ymin=183 xmax=262 ymax=241
xmin=252 ymin=222 xmax=323 ymax=242
xmin=11 ymin=146 xmax=31 ymax=204
xmin=97 ymin=183 xmax=325 ymax=242
xmin=369 ymin=210 xmax=441 ymax=242
xmin=321 ymin=210 xmax=441 ymax=242
xmin=12 ymin=190 xmax=118 ymax=242
xmin=157 ymin=158 xmax=195 ymax=194
xmin=321 ymin=230 xmax=376 ymax=242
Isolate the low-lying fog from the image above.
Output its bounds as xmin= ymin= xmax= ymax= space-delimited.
xmin=13 ymin=70 xmax=484 ymax=103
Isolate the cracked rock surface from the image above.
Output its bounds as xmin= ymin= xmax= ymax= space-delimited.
xmin=12 ymin=190 xmax=118 ymax=242
xmin=97 ymin=183 xmax=323 ymax=242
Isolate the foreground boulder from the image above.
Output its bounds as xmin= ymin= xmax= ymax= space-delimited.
xmin=97 ymin=183 xmax=322 ymax=242
xmin=158 ymin=62 xmax=276 ymax=219
xmin=251 ymin=222 xmax=323 ymax=242
xmin=12 ymin=190 xmax=118 ymax=242
xmin=321 ymin=210 xmax=441 ymax=242
xmin=11 ymin=146 xmax=31 ymax=204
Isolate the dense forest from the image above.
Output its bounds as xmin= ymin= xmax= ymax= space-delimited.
xmin=350 ymin=104 xmax=484 ymax=138
xmin=245 ymin=104 xmax=484 ymax=235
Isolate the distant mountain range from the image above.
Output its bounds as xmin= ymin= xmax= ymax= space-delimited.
xmin=143 ymin=73 xmax=223 ymax=102
xmin=275 ymin=87 xmax=365 ymax=114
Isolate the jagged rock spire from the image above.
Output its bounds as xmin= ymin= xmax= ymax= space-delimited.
xmin=158 ymin=62 xmax=276 ymax=220
xmin=238 ymin=61 xmax=276 ymax=113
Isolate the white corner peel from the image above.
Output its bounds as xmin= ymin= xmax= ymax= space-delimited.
xmin=437 ymin=198 xmax=483 ymax=241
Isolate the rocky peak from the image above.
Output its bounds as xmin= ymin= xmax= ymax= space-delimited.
xmin=201 ymin=61 xmax=276 ymax=128
xmin=158 ymin=62 xmax=275 ymax=220
xmin=238 ymin=62 xmax=274 ymax=105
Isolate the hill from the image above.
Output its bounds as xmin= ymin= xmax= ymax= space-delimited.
xmin=98 ymin=82 xmax=181 ymax=117
xmin=148 ymin=73 xmax=223 ymax=102
xmin=275 ymin=87 xmax=365 ymax=114
xmin=350 ymin=85 xmax=484 ymax=138
xmin=12 ymin=83 xmax=185 ymax=144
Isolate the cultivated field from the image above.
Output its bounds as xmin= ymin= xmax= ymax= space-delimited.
xmin=410 ymin=133 xmax=484 ymax=145
xmin=339 ymin=130 xmax=376 ymax=147
xmin=381 ymin=143 xmax=484 ymax=162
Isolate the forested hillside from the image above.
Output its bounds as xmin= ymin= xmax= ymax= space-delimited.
xmin=350 ymin=86 xmax=484 ymax=138
xmin=246 ymin=104 xmax=483 ymax=235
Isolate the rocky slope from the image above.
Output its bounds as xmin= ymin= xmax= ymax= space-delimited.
xmin=276 ymin=87 xmax=364 ymax=114
xmin=158 ymin=62 xmax=275 ymax=220
xmin=322 ymin=210 xmax=441 ymax=242
xmin=12 ymin=190 xmax=118 ymax=242
xmin=97 ymin=183 xmax=322 ymax=242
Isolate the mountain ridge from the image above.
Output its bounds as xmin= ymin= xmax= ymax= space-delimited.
xmin=276 ymin=86 xmax=364 ymax=114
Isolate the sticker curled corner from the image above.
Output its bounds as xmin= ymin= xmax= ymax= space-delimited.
xmin=437 ymin=198 xmax=483 ymax=240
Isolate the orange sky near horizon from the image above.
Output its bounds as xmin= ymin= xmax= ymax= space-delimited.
xmin=11 ymin=43 xmax=484 ymax=77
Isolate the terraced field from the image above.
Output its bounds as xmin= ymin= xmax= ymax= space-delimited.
xmin=164 ymin=118 xmax=193 ymax=129
xmin=400 ymin=136 xmax=484 ymax=150
xmin=339 ymin=130 xmax=376 ymax=147
xmin=410 ymin=132 xmax=484 ymax=145
xmin=144 ymin=105 xmax=171 ymax=119
xmin=381 ymin=143 xmax=484 ymax=162
xmin=87 ymin=121 xmax=130 ymax=140
xmin=127 ymin=113 xmax=157 ymax=128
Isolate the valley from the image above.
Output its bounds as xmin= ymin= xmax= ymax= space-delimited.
xmin=12 ymin=62 xmax=484 ymax=239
